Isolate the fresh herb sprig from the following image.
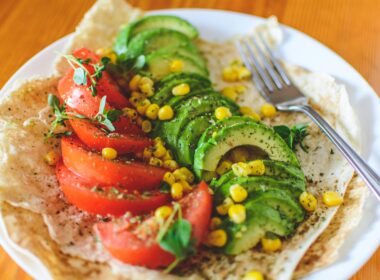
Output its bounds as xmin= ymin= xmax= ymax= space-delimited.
xmin=274 ymin=123 xmax=309 ymax=152
xmin=46 ymin=94 xmax=122 ymax=138
xmin=156 ymin=203 xmax=196 ymax=273
xmin=63 ymin=54 xmax=110 ymax=96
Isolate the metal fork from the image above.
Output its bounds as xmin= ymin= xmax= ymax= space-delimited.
xmin=237 ymin=34 xmax=380 ymax=200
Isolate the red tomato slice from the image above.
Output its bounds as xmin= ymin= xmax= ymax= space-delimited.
xmin=56 ymin=162 xmax=170 ymax=216
xmin=61 ymin=137 xmax=166 ymax=191
xmin=96 ymin=182 xmax=212 ymax=268
xmin=69 ymin=119 xmax=151 ymax=154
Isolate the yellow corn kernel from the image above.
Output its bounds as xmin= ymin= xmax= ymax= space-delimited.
xmin=172 ymin=83 xmax=190 ymax=96
xmin=222 ymin=66 xmax=239 ymax=82
xmin=162 ymin=150 xmax=173 ymax=161
xmin=102 ymin=147 xmax=118 ymax=160
xmin=143 ymin=147 xmax=153 ymax=159
xmin=138 ymin=77 xmax=154 ymax=96
xmin=158 ymin=105 xmax=174 ymax=120
xmin=163 ymin=172 xmax=176 ymax=185
xmin=231 ymin=162 xmax=251 ymax=177
xmin=145 ymin=104 xmax=160 ymax=120
xmin=210 ymin=217 xmax=222 ymax=229
xmin=323 ymin=191 xmax=343 ymax=207
xmin=179 ymin=180 xmax=193 ymax=192
xmin=171 ymin=182 xmax=183 ymax=200
xmin=155 ymin=206 xmax=173 ymax=220
xmin=136 ymin=99 xmax=151 ymax=115
xmin=261 ymin=237 xmax=282 ymax=252
xmin=242 ymin=270 xmax=264 ymax=280
xmin=96 ymin=48 xmax=117 ymax=63
xmin=172 ymin=169 xmax=187 ymax=181
xmin=122 ymin=107 xmax=138 ymax=120
xmin=44 ymin=150 xmax=59 ymax=166
xmin=216 ymin=160 xmax=233 ymax=175
xmin=248 ymin=112 xmax=261 ymax=121
xmin=141 ymin=120 xmax=152 ymax=133
xmin=248 ymin=160 xmax=266 ymax=176
xmin=240 ymin=106 xmax=254 ymax=115
xmin=129 ymin=74 xmax=142 ymax=91
xmin=163 ymin=159 xmax=179 ymax=170
xmin=205 ymin=229 xmax=227 ymax=247
xmin=230 ymin=147 xmax=249 ymax=163
xmin=178 ymin=167 xmax=194 ymax=183
xmin=215 ymin=106 xmax=232 ymax=120
xmin=261 ymin=103 xmax=277 ymax=118
xmin=149 ymin=157 xmax=162 ymax=167
xmin=153 ymin=143 xmax=166 ymax=158
xmin=299 ymin=191 xmax=317 ymax=212
xmin=216 ymin=197 xmax=234 ymax=215
xmin=228 ymin=204 xmax=246 ymax=224
xmin=129 ymin=96 xmax=141 ymax=108
xmin=170 ymin=59 xmax=184 ymax=72
xmin=222 ymin=87 xmax=238 ymax=101
xmin=131 ymin=90 xmax=145 ymax=99
xmin=154 ymin=137 xmax=164 ymax=145
xmin=237 ymin=66 xmax=251 ymax=80
xmin=229 ymin=184 xmax=248 ymax=203
xmin=235 ymin=85 xmax=247 ymax=93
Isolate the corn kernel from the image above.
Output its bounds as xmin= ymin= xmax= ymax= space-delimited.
xmin=102 ymin=147 xmax=118 ymax=160
xmin=248 ymin=160 xmax=266 ymax=176
xmin=237 ymin=67 xmax=251 ymax=80
xmin=149 ymin=157 xmax=162 ymax=167
xmin=178 ymin=167 xmax=194 ymax=183
xmin=122 ymin=107 xmax=138 ymax=120
xmin=179 ymin=180 xmax=193 ymax=192
xmin=215 ymin=106 xmax=232 ymax=120
xmin=205 ymin=229 xmax=227 ymax=247
xmin=261 ymin=237 xmax=282 ymax=252
xmin=323 ymin=191 xmax=343 ymax=207
xmin=136 ymin=99 xmax=151 ymax=115
xmin=131 ymin=91 xmax=145 ymax=99
xmin=153 ymin=137 xmax=164 ymax=145
xmin=143 ymin=147 xmax=153 ymax=159
xmin=129 ymin=96 xmax=141 ymax=107
xmin=96 ymin=48 xmax=117 ymax=64
xmin=44 ymin=150 xmax=59 ymax=166
xmin=141 ymin=120 xmax=152 ymax=133
xmin=172 ymin=169 xmax=187 ymax=181
xmin=230 ymin=147 xmax=249 ymax=163
xmin=145 ymin=104 xmax=160 ymax=120
xmin=210 ymin=217 xmax=222 ymax=229
xmin=222 ymin=87 xmax=238 ymax=101
xmin=242 ymin=270 xmax=264 ymax=280
xmin=138 ymin=77 xmax=154 ymax=96
xmin=228 ymin=204 xmax=246 ymax=224
xmin=261 ymin=103 xmax=277 ymax=118
xmin=216 ymin=160 xmax=233 ymax=175
xmin=153 ymin=143 xmax=166 ymax=158
xmin=171 ymin=182 xmax=183 ymax=200
xmin=235 ymin=85 xmax=247 ymax=93
xmin=229 ymin=184 xmax=248 ymax=203
xmin=240 ymin=106 xmax=254 ymax=115
xmin=216 ymin=197 xmax=234 ymax=215
xmin=231 ymin=162 xmax=251 ymax=177
xmin=163 ymin=159 xmax=179 ymax=170
xmin=163 ymin=172 xmax=176 ymax=185
xmin=158 ymin=105 xmax=174 ymax=120
xmin=129 ymin=74 xmax=141 ymax=91
xmin=222 ymin=66 xmax=239 ymax=82
xmin=299 ymin=191 xmax=317 ymax=212
xmin=162 ymin=150 xmax=173 ymax=161
xmin=248 ymin=112 xmax=261 ymax=121
xmin=172 ymin=83 xmax=190 ymax=96
xmin=155 ymin=206 xmax=173 ymax=220
xmin=170 ymin=59 xmax=184 ymax=72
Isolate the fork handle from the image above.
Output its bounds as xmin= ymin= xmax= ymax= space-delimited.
xmin=288 ymin=104 xmax=380 ymax=200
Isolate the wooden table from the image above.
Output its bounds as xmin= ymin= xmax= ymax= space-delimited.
xmin=0 ymin=0 xmax=379 ymax=279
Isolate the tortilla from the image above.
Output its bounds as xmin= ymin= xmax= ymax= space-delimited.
xmin=0 ymin=0 xmax=368 ymax=279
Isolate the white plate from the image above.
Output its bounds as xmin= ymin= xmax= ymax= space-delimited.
xmin=1 ymin=9 xmax=379 ymax=280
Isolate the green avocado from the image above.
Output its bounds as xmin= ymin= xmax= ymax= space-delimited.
xmin=152 ymin=46 xmax=206 ymax=69
xmin=193 ymin=121 xmax=300 ymax=179
xmin=155 ymin=72 xmax=211 ymax=89
xmin=222 ymin=202 xmax=294 ymax=255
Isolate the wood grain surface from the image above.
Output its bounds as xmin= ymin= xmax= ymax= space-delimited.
xmin=0 ymin=0 xmax=379 ymax=279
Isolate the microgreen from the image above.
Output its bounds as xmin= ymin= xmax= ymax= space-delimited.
xmin=274 ymin=123 xmax=309 ymax=152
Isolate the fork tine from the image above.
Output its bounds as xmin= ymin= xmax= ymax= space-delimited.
xmin=235 ymin=40 xmax=271 ymax=102
xmin=258 ymin=33 xmax=291 ymax=85
xmin=242 ymin=39 xmax=275 ymax=92
xmin=250 ymin=36 xmax=283 ymax=89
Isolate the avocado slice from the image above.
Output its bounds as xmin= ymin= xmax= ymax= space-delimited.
xmin=176 ymin=116 xmax=214 ymax=166
xmin=127 ymin=28 xmax=199 ymax=58
xmin=154 ymin=95 xmax=239 ymax=151
xmin=211 ymin=159 xmax=306 ymax=189
xmin=151 ymin=80 xmax=212 ymax=106
xmin=146 ymin=51 xmax=208 ymax=80
xmin=222 ymin=202 xmax=294 ymax=255
xmin=193 ymin=121 xmax=300 ymax=179
xmin=156 ymin=72 xmax=211 ymax=89
xmin=152 ymin=46 xmax=207 ymax=69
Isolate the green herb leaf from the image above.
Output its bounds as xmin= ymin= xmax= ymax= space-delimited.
xmin=73 ymin=68 xmax=87 ymax=86
xmin=98 ymin=96 xmax=107 ymax=115
xmin=274 ymin=123 xmax=309 ymax=152
xmin=133 ymin=55 xmax=146 ymax=70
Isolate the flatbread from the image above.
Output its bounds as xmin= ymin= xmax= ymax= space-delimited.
xmin=0 ymin=0 xmax=368 ymax=279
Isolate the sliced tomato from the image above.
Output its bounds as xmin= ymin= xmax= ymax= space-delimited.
xmin=69 ymin=119 xmax=151 ymax=154
xmin=96 ymin=182 xmax=212 ymax=268
xmin=56 ymin=162 xmax=170 ymax=216
xmin=61 ymin=137 xmax=166 ymax=190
